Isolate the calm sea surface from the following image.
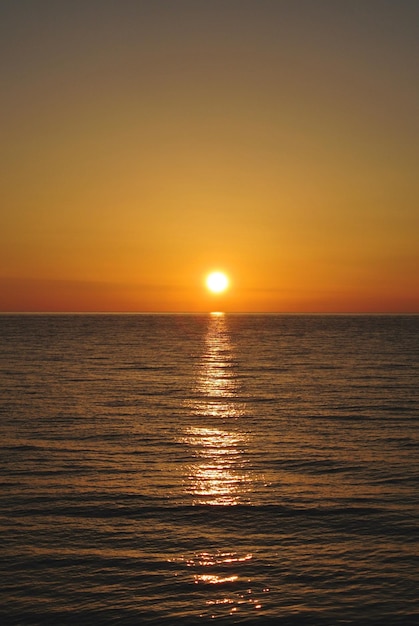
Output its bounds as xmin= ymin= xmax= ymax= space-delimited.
xmin=0 ymin=314 xmax=418 ymax=625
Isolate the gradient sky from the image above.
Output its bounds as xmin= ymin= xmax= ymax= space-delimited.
xmin=1 ymin=0 xmax=418 ymax=312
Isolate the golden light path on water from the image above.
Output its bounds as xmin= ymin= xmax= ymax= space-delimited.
xmin=184 ymin=311 xmax=250 ymax=505
xmin=172 ymin=313 xmax=266 ymax=618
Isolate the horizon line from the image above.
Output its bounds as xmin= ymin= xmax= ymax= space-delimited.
xmin=1 ymin=311 xmax=418 ymax=316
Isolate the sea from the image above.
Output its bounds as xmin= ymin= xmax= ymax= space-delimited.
xmin=0 ymin=314 xmax=418 ymax=625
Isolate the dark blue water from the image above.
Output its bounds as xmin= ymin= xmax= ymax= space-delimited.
xmin=0 ymin=314 xmax=418 ymax=624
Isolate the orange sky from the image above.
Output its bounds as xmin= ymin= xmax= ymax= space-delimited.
xmin=1 ymin=1 xmax=418 ymax=312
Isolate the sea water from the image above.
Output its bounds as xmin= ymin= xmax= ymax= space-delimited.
xmin=0 ymin=314 xmax=418 ymax=624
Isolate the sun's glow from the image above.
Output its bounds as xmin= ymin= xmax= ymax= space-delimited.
xmin=206 ymin=271 xmax=229 ymax=294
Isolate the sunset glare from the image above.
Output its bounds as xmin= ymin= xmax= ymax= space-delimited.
xmin=206 ymin=272 xmax=229 ymax=294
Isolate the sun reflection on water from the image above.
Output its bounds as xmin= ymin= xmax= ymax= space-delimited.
xmin=196 ymin=313 xmax=240 ymax=402
xmin=173 ymin=314 xmax=266 ymax=617
xmin=182 ymin=313 xmax=251 ymax=505
xmin=168 ymin=550 xmax=264 ymax=618
xmin=182 ymin=426 xmax=250 ymax=505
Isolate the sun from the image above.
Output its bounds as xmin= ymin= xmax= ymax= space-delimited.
xmin=206 ymin=271 xmax=229 ymax=294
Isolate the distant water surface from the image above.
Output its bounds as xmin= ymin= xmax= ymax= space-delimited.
xmin=0 ymin=314 xmax=418 ymax=624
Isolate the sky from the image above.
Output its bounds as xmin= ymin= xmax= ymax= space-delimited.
xmin=1 ymin=0 xmax=418 ymax=312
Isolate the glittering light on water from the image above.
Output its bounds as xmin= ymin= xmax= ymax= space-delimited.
xmin=174 ymin=314 xmax=265 ymax=615
xmin=195 ymin=574 xmax=239 ymax=585
xmin=182 ymin=425 xmax=251 ymax=505
xmin=182 ymin=313 xmax=251 ymax=505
